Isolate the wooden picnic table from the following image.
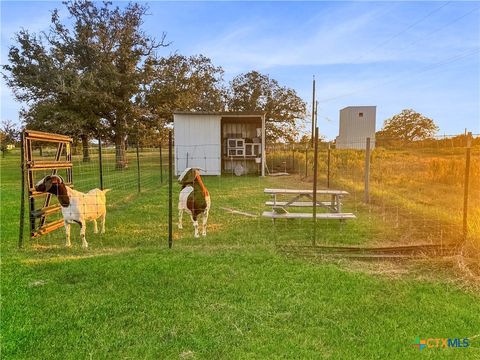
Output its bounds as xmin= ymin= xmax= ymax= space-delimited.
xmin=262 ymin=188 xmax=356 ymax=220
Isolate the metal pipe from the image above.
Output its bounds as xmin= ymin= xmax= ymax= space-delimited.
xmin=19 ymin=132 xmax=25 ymax=248
xmin=168 ymin=130 xmax=173 ymax=249
xmin=463 ymin=132 xmax=472 ymax=243
xmin=305 ymin=146 xmax=308 ymax=178
xmin=98 ymin=135 xmax=104 ymax=190
xmin=311 ymin=76 xmax=315 ymax=147
xmin=364 ymin=137 xmax=371 ymax=203
xmin=136 ymin=139 xmax=141 ymax=193
xmin=312 ymin=127 xmax=319 ymax=246
xmin=327 ymin=143 xmax=331 ymax=188
xmin=159 ymin=143 xmax=163 ymax=184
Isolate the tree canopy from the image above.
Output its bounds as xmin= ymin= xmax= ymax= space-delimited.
xmin=3 ymin=0 xmax=167 ymax=167
xmin=0 ymin=120 xmax=20 ymax=156
xmin=227 ymin=71 xmax=306 ymax=142
xmin=3 ymin=1 xmax=309 ymax=165
xmin=377 ymin=109 xmax=439 ymax=142
xmin=145 ymin=54 xmax=226 ymax=126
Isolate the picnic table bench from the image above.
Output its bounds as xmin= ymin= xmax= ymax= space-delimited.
xmin=262 ymin=188 xmax=356 ymax=220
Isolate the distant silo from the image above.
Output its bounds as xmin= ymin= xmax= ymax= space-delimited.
xmin=335 ymin=106 xmax=376 ymax=150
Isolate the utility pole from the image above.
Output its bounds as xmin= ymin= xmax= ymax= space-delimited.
xmin=311 ymin=76 xmax=316 ymax=147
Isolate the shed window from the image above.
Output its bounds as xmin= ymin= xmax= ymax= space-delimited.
xmin=359 ymin=112 xmax=364 ymax=117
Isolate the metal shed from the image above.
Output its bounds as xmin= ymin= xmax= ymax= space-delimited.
xmin=335 ymin=106 xmax=376 ymax=150
xmin=173 ymin=111 xmax=266 ymax=176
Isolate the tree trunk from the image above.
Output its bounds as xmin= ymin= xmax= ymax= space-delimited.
xmin=115 ymin=132 xmax=128 ymax=169
xmin=81 ymin=134 xmax=91 ymax=162
xmin=72 ymin=140 xmax=78 ymax=155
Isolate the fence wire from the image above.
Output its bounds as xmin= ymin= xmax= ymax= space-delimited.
xmin=22 ymin=134 xmax=479 ymax=256
xmin=266 ymin=135 xmax=479 ymax=251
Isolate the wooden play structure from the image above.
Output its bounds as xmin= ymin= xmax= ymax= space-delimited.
xmin=19 ymin=130 xmax=73 ymax=246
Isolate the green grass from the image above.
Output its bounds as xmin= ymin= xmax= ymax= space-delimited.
xmin=1 ymin=151 xmax=480 ymax=359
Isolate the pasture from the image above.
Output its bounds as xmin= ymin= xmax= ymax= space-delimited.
xmin=1 ymin=148 xmax=480 ymax=359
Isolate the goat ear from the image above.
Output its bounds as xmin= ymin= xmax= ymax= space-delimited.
xmin=51 ymin=175 xmax=65 ymax=184
xmin=44 ymin=177 xmax=53 ymax=192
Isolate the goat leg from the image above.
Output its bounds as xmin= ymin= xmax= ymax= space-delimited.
xmin=101 ymin=213 xmax=106 ymax=234
xmin=80 ymin=220 xmax=88 ymax=249
xmin=65 ymin=221 xmax=71 ymax=247
xmin=178 ymin=209 xmax=184 ymax=229
xmin=193 ymin=220 xmax=200 ymax=238
xmin=190 ymin=214 xmax=199 ymax=238
xmin=202 ymin=210 xmax=209 ymax=237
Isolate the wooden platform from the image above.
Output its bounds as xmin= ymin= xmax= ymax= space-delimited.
xmin=31 ymin=204 xmax=62 ymax=218
xmin=31 ymin=218 xmax=64 ymax=238
xmin=262 ymin=211 xmax=356 ymax=220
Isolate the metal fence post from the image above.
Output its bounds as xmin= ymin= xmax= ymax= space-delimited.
xmin=271 ymin=145 xmax=275 ymax=173
xmin=364 ymin=137 xmax=371 ymax=203
xmin=98 ymin=135 xmax=104 ymax=190
xmin=19 ymin=132 xmax=25 ymax=248
xmin=159 ymin=143 xmax=163 ymax=184
xmin=312 ymin=127 xmax=319 ymax=246
xmin=463 ymin=132 xmax=472 ymax=243
xmin=311 ymin=76 xmax=315 ymax=147
xmin=136 ymin=139 xmax=141 ymax=193
xmin=292 ymin=145 xmax=295 ymax=173
xmin=305 ymin=146 xmax=308 ymax=178
xmin=168 ymin=130 xmax=173 ymax=249
xmin=327 ymin=143 xmax=331 ymax=188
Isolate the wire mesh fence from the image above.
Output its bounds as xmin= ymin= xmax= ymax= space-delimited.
xmin=28 ymin=143 xmax=167 ymax=194
xmin=266 ymin=134 xmax=479 ymax=252
xmin=21 ymin=138 xmax=170 ymax=248
xmin=20 ymin=132 xmax=479 ymax=258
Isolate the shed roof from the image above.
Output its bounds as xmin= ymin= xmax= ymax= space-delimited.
xmin=173 ymin=110 xmax=265 ymax=117
xmin=340 ymin=106 xmax=376 ymax=111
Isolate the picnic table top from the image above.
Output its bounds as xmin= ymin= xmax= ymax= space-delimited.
xmin=262 ymin=211 xmax=356 ymax=220
xmin=264 ymin=188 xmax=349 ymax=195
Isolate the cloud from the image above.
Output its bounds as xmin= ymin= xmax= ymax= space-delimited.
xmin=193 ymin=2 xmax=478 ymax=75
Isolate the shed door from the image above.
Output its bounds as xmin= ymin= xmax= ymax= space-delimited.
xmin=174 ymin=115 xmax=221 ymax=175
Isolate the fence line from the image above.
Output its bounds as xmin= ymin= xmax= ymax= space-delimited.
xmin=19 ymin=132 xmax=479 ymax=254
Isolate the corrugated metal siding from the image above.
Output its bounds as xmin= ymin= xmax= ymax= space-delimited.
xmin=337 ymin=106 xmax=376 ymax=149
xmin=174 ymin=114 xmax=221 ymax=175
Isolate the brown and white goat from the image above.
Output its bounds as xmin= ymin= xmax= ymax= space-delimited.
xmin=35 ymin=175 xmax=111 ymax=248
xmin=178 ymin=168 xmax=211 ymax=238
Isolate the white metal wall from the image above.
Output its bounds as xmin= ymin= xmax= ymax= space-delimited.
xmin=174 ymin=114 xmax=221 ymax=175
xmin=336 ymin=106 xmax=376 ymax=150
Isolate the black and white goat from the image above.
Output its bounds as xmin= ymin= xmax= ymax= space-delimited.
xmin=178 ymin=168 xmax=211 ymax=238
xmin=35 ymin=175 xmax=110 ymax=248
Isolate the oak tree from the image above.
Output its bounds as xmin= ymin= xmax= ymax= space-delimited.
xmin=227 ymin=71 xmax=306 ymax=142
xmin=378 ymin=109 xmax=439 ymax=142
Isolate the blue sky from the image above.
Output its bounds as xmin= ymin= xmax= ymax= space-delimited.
xmin=1 ymin=1 xmax=479 ymax=139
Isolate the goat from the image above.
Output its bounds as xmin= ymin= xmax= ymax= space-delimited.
xmin=35 ymin=175 xmax=111 ymax=248
xmin=177 ymin=168 xmax=211 ymax=238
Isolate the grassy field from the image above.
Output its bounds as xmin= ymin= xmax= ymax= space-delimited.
xmin=271 ymin=144 xmax=480 ymax=246
xmin=1 ymin=149 xmax=480 ymax=359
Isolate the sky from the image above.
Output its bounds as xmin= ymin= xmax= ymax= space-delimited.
xmin=1 ymin=1 xmax=479 ymax=140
